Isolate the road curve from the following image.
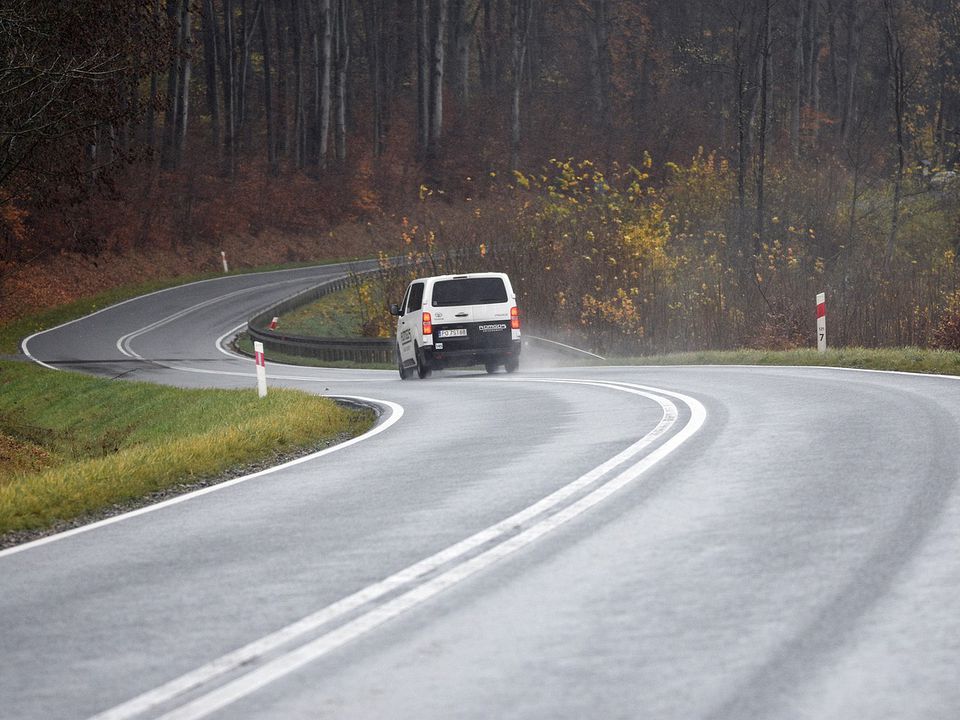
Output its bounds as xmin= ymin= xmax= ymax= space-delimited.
xmin=4 ymin=264 xmax=960 ymax=719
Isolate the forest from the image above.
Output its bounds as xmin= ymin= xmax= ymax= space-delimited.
xmin=2 ymin=0 xmax=960 ymax=352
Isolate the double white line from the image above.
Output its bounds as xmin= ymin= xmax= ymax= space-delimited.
xmin=90 ymin=378 xmax=706 ymax=720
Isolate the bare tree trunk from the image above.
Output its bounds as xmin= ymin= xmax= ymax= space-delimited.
xmin=318 ymin=0 xmax=333 ymax=169
xmin=428 ymin=0 xmax=448 ymax=158
xmin=510 ymin=0 xmax=532 ymax=171
xmin=479 ymin=0 xmax=493 ymax=93
xmin=221 ymin=0 xmax=237 ymax=174
xmin=417 ymin=0 xmax=432 ymax=151
xmin=755 ymin=0 xmax=771 ymax=257
xmin=882 ymin=0 xmax=906 ymax=272
xmin=452 ymin=0 xmax=479 ymax=105
xmin=237 ymin=0 xmax=249 ymax=143
xmin=934 ymin=68 xmax=946 ymax=167
xmin=147 ymin=70 xmax=159 ymax=153
xmin=586 ymin=0 xmax=611 ymax=134
xmin=807 ymin=0 xmax=821 ymax=147
xmin=174 ymin=0 xmax=192 ymax=163
xmin=161 ymin=0 xmax=184 ymax=170
xmin=260 ymin=0 xmax=278 ymax=174
xmin=145 ymin=0 xmax=161 ymax=153
xmin=366 ymin=0 xmax=385 ymax=157
xmin=291 ymin=0 xmax=305 ymax=167
xmin=310 ymin=1 xmax=319 ymax=164
xmin=827 ymin=0 xmax=841 ymax=116
xmin=201 ymin=0 xmax=221 ymax=155
xmin=792 ymin=0 xmax=805 ymax=157
xmin=841 ymin=0 xmax=863 ymax=147
xmin=384 ymin=0 xmax=399 ymax=116
xmin=236 ymin=1 xmax=263 ymax=145
xmin=733 ymin=11 xmax=759 ymax=257
xmin=275 ymin=0 xmax=290 ymax=158
xmin=335 ymin=0 xmax=349 ymax=163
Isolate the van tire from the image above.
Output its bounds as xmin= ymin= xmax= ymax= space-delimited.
xmin=397 ymin=346 xmax=410 ymax=379
xmin=484 ymin=361 xmax=498 ymax=374
xmin=416 ymin=346 xmax=432 ymax=379
xmin=505 ymin=357 xmax=520 ymax=373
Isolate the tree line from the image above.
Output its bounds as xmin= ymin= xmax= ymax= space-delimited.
xmin=5 ymin=1 xmax=958 ymax=184
xmin=3 ymin=0 xmax=960 ymax=348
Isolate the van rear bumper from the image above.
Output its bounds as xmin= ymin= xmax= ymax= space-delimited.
xmin=424 ymin=339 xmax=521 ymax=368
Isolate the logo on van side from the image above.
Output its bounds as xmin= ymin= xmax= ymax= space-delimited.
xmin=479 ymin=323 xmax=508 ymax=332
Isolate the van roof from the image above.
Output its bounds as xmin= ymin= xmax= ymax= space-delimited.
xmin=412 ymin=271 xmax=510 ymax=283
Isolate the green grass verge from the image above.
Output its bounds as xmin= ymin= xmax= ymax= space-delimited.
xmin=0 ymin=360 xmax=375 ymax=534
xmin=257 ymin=290 xmax=960 ymax=378
xmin=609 ymin=347 xmax=960 ymax=375
xmin=233 ymin=333 xmax=394 ymax=371
xmin=275 ymin=286 xmax=369 ymax=337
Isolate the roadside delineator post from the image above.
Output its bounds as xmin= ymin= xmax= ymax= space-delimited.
xmin=816 ymin=292 xmax=826 ymax=353
xmin=254 ymin=341 xmax=267 ymax=398
xmin=269 ymin=317 xmax=278 ymax=330
xmin=221 ymin=250 xmax=230 ymax=273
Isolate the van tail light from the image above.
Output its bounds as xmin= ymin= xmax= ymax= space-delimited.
xmin=511 ymin=306 xmax=520 ymax=330
xmin=422 ymin=311 xmax=433 ymax=335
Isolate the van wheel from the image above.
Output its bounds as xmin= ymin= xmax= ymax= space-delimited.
xmin=397 ymin=346 xmax=410 ymax=379
xmin=484 ymin=361 xmax=498 ymax=374
xmin=416 ymin=346 xmax=432 ymax=379
xmin=505 ymin=357 xmax=520 ymax=373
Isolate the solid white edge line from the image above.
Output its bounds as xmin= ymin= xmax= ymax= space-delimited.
xmin=87 ymin=379 xmax=689 ymax=720
xmin=151 ymin=381 xmax=705 ymax=720
xmin=216 ymin=323 xmax=250 ymax=359
xmin=0 ymin=397 xmax=403 ymax=561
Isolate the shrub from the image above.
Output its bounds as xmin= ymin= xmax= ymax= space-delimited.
xmin=932 ymin=290 xmax=960 ymax=350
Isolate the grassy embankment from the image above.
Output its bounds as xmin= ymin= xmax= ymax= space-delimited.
xmin=611 ymin=347 xmax=960 ymax=375
xmin=235 ymin=287 xmax=394 ymax=369
xmin=0 ymin=360 xmax=373 ymax=534
xmin=265 ymin=287 xmax=960 ymax=376
xmin=0 ymin=265 xmax=378 ymax=538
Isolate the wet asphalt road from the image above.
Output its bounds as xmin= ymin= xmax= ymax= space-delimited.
xmin=3 ymin=263 xmax=960 ymax=719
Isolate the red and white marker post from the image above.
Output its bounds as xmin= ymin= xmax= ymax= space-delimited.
xmin=269 ymin=317 xmax=278 ymax=330
xmin=254 ymin=341 xmax=268 ymax=398
xmin=816 ymin=292 xmax=826 ymax=353
xmin=221 ymin=250 xmax=230 ymax=273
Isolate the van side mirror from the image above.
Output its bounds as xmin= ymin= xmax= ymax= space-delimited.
xmin=389 ymin=303 xmax=402 ymax=316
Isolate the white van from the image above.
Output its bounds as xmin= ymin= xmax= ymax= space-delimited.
xmin=389 ymin=272 xmax=521 ymax=378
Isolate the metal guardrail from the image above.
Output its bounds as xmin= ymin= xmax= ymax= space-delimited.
xmin=246 ymin=271 xmax=395 ymax=366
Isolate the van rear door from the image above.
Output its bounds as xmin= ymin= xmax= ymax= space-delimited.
xmin=429 ymin=276 xmax=511 ymax=348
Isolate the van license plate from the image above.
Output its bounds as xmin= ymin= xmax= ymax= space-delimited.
xmin=438 ymin=328 xmax=467 ymax=338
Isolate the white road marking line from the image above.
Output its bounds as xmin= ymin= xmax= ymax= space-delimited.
xmin=116 ymin=290 xmax=253 ymax=357
xmin=0 ymin=396 xmax=403 ymax=560
xmin=215 ymin=323 xmax=250 ymax=359
xmin=89 ymin=379 xmax=703 ymax=720
xmin=116 ymin=276 xmax=330 ymax=358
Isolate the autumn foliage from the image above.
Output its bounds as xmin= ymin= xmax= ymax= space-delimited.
xmin=3 ymin=1 xmax=960 ymax=351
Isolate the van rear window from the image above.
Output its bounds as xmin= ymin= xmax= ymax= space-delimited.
xmin=432 ymin=278 xmax=508 ymax=307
